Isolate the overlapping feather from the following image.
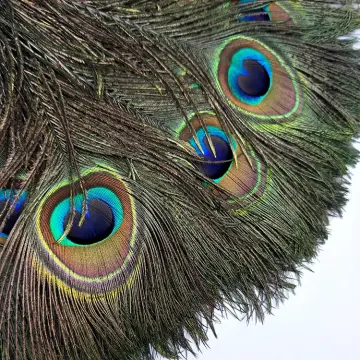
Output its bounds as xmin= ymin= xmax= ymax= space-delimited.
xmin=0 ymin=0 xmax=359 ymax=359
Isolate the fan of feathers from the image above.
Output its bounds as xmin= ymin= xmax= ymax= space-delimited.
xmin=0 ymin=0 xmax=359 ymax=359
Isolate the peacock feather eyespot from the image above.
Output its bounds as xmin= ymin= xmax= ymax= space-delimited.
xmin=179 ymin=113 xmax=269 ymax=207
xmin=216 ymin=36 xmax=301 ymax=119
xmin=35 ymin=168 xmax=140 ymax=295
xmin=0 ymin=189 xmax=27 ymax=239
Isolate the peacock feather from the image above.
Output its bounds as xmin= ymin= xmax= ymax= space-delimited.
xmin=0 ymin=0 xmax=359 ymax=359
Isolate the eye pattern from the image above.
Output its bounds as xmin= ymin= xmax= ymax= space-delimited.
xmin=0 ymin=189 xmax=27 ymax=239
xmin=216 ymin=36 xmax=301 ymax=119
xmin=35 ymin=169 xmax=140 ymax=295
xmin=179 ymin=113 xmax=269 ymax=207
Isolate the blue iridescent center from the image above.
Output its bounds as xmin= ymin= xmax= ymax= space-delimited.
xmin=0 ymin=189 xmax=27 ymax=237
xmin=228 ymin=48 xmax=272 ymax=105
xmin=50 ymin=187 xmax=123 ymax=247
xmin=189 ymin=126 xmax=235 ymax=182
xmin=237 ymin=0 xmax=270 ymax=22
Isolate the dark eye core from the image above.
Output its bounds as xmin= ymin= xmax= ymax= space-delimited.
xmin=65 ymin=198 xmax=115 ymax=245
xmin=237 ymin=59 xmax=270 ymax=97
xmin=194 ymin=136 xmax=233 ymax=180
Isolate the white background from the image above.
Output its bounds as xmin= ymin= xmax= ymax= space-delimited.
xmin=186 ymin=35 xmax=360 ymax=360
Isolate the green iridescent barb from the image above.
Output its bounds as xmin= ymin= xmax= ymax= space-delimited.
xmin=0 ymin=0 xmax=359 ymax=359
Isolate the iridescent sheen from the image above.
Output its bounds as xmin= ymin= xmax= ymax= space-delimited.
xmin=237 ymin=0 xmax=270 ymax=22
xmin=50 ymin=187 xmax=123 ymax=247
xmin=216 ymin=36 xmax=301 ymax=119
xmin=0 ymin=189 xmax=27 ymax=237
xmin=179 ymin=114 xmax=269 ymax=207
xmin=189 ymin=126 xmax=234 ymax=181
xmin=35 ymin=169 xmax=139 ymax=295
xmin=227 ymin=48 xmax=272 ymax=105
